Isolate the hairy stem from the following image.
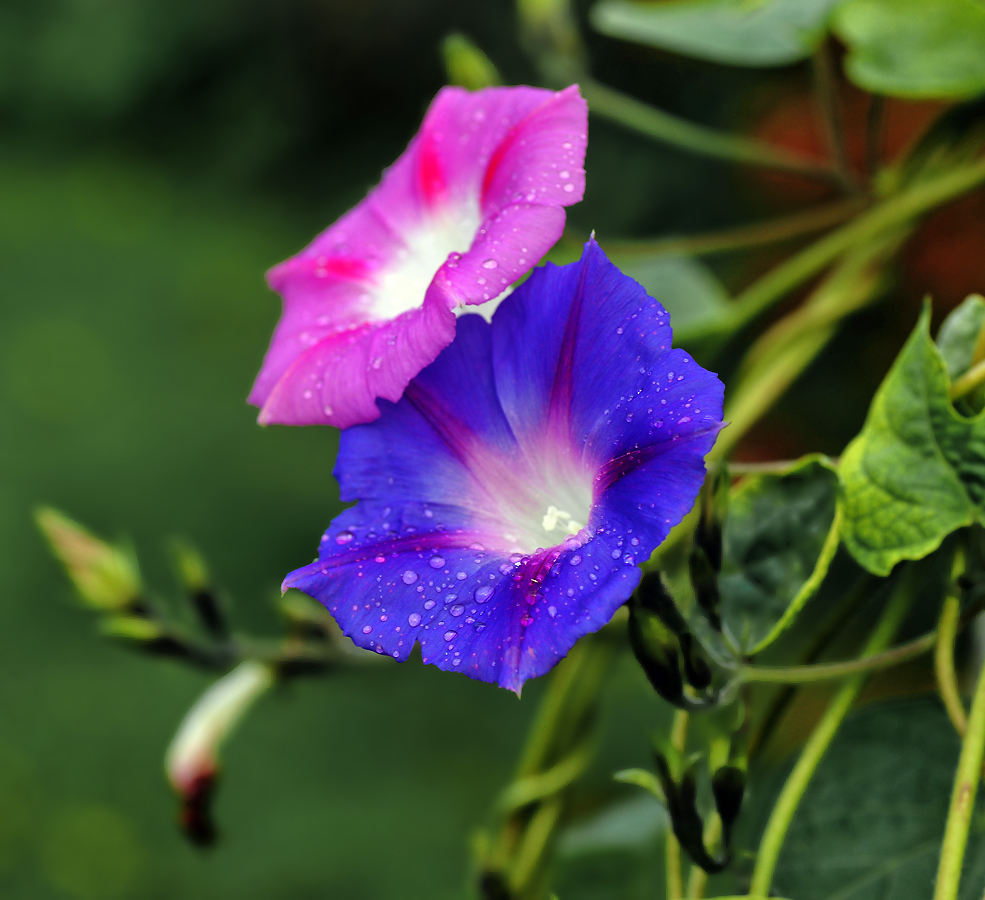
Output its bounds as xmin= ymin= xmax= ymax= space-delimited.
xmin=582 ymin=79 xmax=836 ymax=180
xmin=933 ymin=649 xmax=985 ymax=900
xmin=747 ymin=579 xmax=914 ymax=897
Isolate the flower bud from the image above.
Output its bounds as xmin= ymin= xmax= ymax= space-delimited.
xmin=165 ymin=661 xmax=273 ymax=843
xmin=711 ymin=764 xmax=746 ymax=849
xmin=442 ymin=34 xmax=501 ymax=90
xmin=36 ymin=507 xmax=141 ymax=611
xmin=170 ymin=539 xmax=227 ymax=640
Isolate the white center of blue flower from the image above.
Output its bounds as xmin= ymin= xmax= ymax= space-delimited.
xmin=371 ymin=201 xmax=483 ymax=320
xmin=481 ymin=462 xmax=595 ymax=555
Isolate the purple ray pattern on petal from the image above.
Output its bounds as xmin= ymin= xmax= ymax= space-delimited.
xmin=284 ymin=239 xmax=725 ymax=692
xmin=249 ymin=84 xmax=588 ymax=429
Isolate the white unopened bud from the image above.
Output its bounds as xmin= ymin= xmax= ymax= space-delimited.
xmin=165 ymin=660 xmax=273 ymax=797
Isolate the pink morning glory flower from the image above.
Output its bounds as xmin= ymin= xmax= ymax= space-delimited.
xmin=248 ymin=84 xmax=588 ymax=429
xmin=283 ymin=240 xmax=725 ymax=693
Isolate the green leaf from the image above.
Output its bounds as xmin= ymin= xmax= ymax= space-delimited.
xmin=834 ymin=0 xmax=985 ymax=100
xmin=773 ymin=698 xmax=985 ymax=900
xmin=840 ymin=304 xmax=985 ymax=575
xmin=936 ymin=294 xmax=985 ymax=379
xmin=590 ymin=0 xmax=840 ymax=68
xmin=610 ymin=254 xmax=731 ymax=335
xmin=717 ymin=456 xmax=841 ymax=654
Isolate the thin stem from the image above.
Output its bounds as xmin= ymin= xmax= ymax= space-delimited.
xmin=933 ymin=651 xmax=985 ymax=900
xmin=742 ymin=633 xmax=934 ymax=683
xmin=509 ymin=797 xmax=563 ymax=896
xmin=666 ymin=710 xmax=689 ymax=900
xmin=936 ymin=594 xmax=969 ymax=737
xmin=722 ymin=156 xmax=985 ymax=336
xmin=686 ymin=813 xmax=722 ymax=898
xmin=582 ymin=78 xmax=836 ymax=180
xmin=866 ymin=95 xmax=885 ymax=178
xmin=742 ymin=588 xmax=985 ymax=684
xmin=747 ymin=579 xmax=914 ymax=897
xmin=811 ymin=42 xmax=859 ymax=193
xmin=950 ymin=357 xmax=985 ymax=401
xmin=604 ymin=199 xmax=865 ymax=259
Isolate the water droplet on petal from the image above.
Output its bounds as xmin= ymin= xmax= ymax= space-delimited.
xmin=334 ymin=531 xmax=354 ymax=545
xmin=424 ymin=599 xmax=436 ymax=610
xmin=456 ymin=571 xmax=467 ymax=580
xmin=563 ymin=183 xmax=575 ymax=192
xmin=408 ymin=613 xmax=421 ymax=627
xmin=443 ymin=630 xmax=458 ymax=641
xmin=570 ymin=555 xmax=582 ymax=566
xmin=475 ymin=585 xmax=494 ymax=603
xmin=362 ymin=625 xmax=373 ymax=634
xmin=429 ymin=555 xmax=445 ymax=569
xmin=450 ymin=604 xmax=464 ymax=617
xmin=402 ymin=570 xmax=419 ymax=585
xmin=481 ymin=259 xmax=498 ymax=269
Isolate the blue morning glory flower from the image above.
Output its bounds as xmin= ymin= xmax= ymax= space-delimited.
xmin=284 ymin=239 xmax=724 ymax=693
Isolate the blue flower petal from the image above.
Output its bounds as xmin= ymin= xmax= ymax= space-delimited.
xmin=285 ymin=239 xmax=724 ymax=692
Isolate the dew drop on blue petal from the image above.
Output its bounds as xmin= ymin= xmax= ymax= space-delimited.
xmin=475 ymin=585 xmax=494 ymax=603
xmin=444 ymin=630 xmax=458 ymax=641
xmin=402 ymin=570 xmax=419 ymax=585
xmin=362 ymin=625 xmax=372 ymax=634
xmin=450 ymin=605 xmax=464 ymax=617
xmin=334 ymin=531 xmax=354 ymax=545
xmin=456 ymin=571 xmax=467 ymax=580
xmin=429 ymin=555 xmax=445 ymax=569
xmin=424 ymin=599 xmax=436 ymax=610
xmin=408 ymin=613 xmax=422 ymax=627
xmin=570 ymin=555 xmax=582 ymax=566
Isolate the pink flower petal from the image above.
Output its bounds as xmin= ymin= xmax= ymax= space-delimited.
xmin=249 ymin=84 xmax=587 ymax=427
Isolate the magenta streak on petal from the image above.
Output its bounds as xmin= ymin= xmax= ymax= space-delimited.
xmin=592 ymin=422 xmax=724 ymax=494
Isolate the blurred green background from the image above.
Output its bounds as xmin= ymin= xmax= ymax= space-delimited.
xmin=3 ymin=1 xmax=973 ymax=897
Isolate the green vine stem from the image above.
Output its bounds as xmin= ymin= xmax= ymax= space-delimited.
xmin=811 ymin=42 xmax=859 ymax=194
xmin=933 ymin=641 xmax=985 ymax=900
xmin=666 ymin=710 xmax=690 ymax=900
xmin=484 ymin=627 xmax=618 ymax=898
xmin=746 ymin=575 xmax=916 ymax=897
xmin=950 ymin=357 xmax=985 ymax=401
xmin=602 ymin=198 xmax=865 ymax=260
xmin=720 ymin=155 xmax=985 ymax=338
xmin=712 ymin=228 xmax=907 ymax=461
xmin=742 ymin=584 xmax=985 ymax=685
xmin=936 ymin=593 xmax=969 ymax=737
xmin=581 ymin=79 xmax=837 ymax=180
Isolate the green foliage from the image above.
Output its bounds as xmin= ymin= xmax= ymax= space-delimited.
xmin=719 ymin=457 xmax=841 ymax=654
xmin=773 ymin=698 xmax=985 ymax=900
xmin=840 ymin=304 xmax=985 ymax=575
xmin=937 ymin=294 xmax=985 ymax=379
xmin=833 ymin=0 xmax=985 ymax=100
xmin=590 ymin=0 xmax=839 ymax=67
